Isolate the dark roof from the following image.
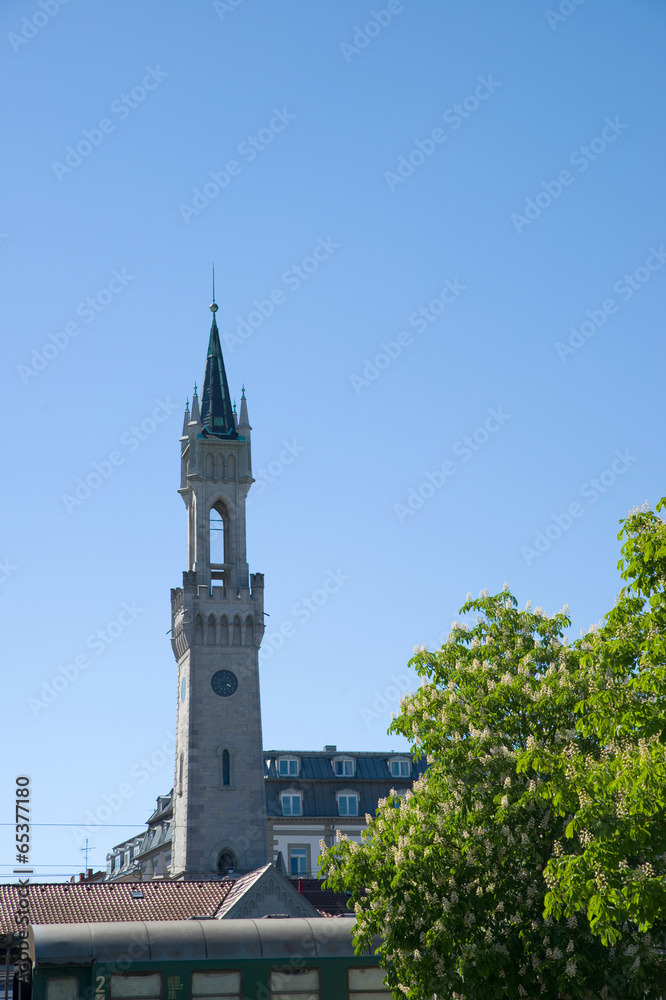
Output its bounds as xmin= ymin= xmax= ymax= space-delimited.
xmin=146 ymin=792 xmax=173 ymax=824
xmin=263 ymin=751 xmax=425 ymax=818
xmin=264 ymin=750 xmax=421 ymax=781
xmin=200 ymin=310 xmax=237 ymax=439
xmin=265 ymin=780 xmax=408 ymax=818
xmin=0 ymin=881 xmax=234 ymax=933
xmin=288 ymin=879 xmax=355 ymax=918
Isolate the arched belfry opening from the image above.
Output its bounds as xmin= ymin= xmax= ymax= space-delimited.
xmin=209 ymin=502 xmax=229 ymax=583
xmin=217 ymin=849 xmax=236 ymax=876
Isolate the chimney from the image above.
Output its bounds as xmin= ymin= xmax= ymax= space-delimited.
xmin=87 ymin=869 xmax=93 ymax=879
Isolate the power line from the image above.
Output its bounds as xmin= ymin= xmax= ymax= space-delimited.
xmin=0 ymin=823 xmax=147 ymax=828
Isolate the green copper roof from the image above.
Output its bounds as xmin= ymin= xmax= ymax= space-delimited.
xmin=200 ymin=309 xmax=238 ymax=439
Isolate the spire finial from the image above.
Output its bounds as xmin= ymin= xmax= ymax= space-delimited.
xmin=233 ymin=399 xmax=237 ymax=415
xmin=193 ymin=382 xmax=198 ymax=395
xmin=186 ymin=397 xmax=189 ymax=409
xmin=210 ymin=264 xmax=218 ymax=313
xmin=241 ymin=384 xmax=246 ymax=399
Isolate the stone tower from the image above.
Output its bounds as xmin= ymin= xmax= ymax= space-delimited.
xmin=169 ymin=300 xmax=268 ymax=878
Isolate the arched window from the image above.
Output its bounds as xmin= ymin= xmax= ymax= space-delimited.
xmin=178 ymin=753 xmax=184 ymax=796
xmin=226 ymin=454 xmax=236 ymax=480
xmin=194 ymin=615 xmax=204 ymax=645
xmin=217 ymin=453 xmax=225 ymax=480
xmin=206 ymin=614 xmax=216 ymax=645
xmin=205 ymin=453 xmax=214 ymax=479
xmin=210 ymin=508 xmax=225 ymax=565
xmin=245 ymin=616 xmax=254 ymax=646
xmin=219 ymin=615 xmax=229 ymax=646
xmin=217 ymin=849 xmax=236 ymax=875
xmin=232 ymin=615 xmax=242 ymax=646
xmin=222 ymin=749 xmax=230 ymax=786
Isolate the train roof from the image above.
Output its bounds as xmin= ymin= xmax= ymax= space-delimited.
xmin=29 ymin=918 xmax=370 ymax=967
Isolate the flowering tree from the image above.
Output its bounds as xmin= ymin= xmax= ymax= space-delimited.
xmin=320 ymin=500 xmax=666 ymax=999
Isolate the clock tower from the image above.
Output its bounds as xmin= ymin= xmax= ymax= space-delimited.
xmin=169 ymin=300 xmax=268 ymax=877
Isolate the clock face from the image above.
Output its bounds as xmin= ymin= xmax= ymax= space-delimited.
xmin=211 ymin=669 xmax=238 ymax=698
xmin=180 ymin=677 xmax=186 ymax=702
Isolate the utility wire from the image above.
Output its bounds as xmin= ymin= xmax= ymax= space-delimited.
xmin=0 ymin=823 xmax=147 ymax=827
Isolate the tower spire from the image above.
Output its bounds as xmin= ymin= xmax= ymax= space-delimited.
xmin=200 ymin=301 xmax=237 ymax=438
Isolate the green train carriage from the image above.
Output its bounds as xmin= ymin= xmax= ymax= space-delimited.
xmin=28 ymin=919 xmax=390 ymax=1000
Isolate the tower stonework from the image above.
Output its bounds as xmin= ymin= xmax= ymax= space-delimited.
xmin=169 ymin=302 xmax=268 ymax=878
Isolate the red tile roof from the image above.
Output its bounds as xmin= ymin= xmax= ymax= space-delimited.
xmin=0 ymin=880 xmax=234 ymax=932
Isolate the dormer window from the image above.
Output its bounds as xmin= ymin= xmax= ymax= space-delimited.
xmin=332 ymin=757 xmax=355 ymax=777
xmin=388 ymin=758 xmax=411 ymax=778
xmin=337 ymin=791 xmax=359 ymax=816
xmin=281 ymin=791 xmax=302 ymax=816
xmin=277 ymin=756 xmax=300 ymax=777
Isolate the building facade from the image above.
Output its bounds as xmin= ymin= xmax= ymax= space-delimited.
xmin=106 ymin=301 xmax=424 ymax=882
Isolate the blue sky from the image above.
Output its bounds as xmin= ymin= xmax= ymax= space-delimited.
xmin=1 ymin=0 xmax=665 ymax=880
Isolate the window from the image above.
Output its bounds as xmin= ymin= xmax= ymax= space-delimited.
xmin=217 ymin=849 xmax=236 ymax=875
xmin=389 ymin=759 xmax=410 ymax=778
xmin=332 ymin=757 xmax=355 ymax=776
xmin=269 ymin=969 xmax=319 ymax=999
xmin=210 ymin=508 xmax=225 ymax=565
xmin=337 ymin=793 xmax=359 ymax=816
xmin=191 ymin=972 xmax=241 ymax=1000
xmin=281 ymin=792 xmax=302 ymax=816
xmin=222 ymin=749 xmax=230 ymax=786
xmin=46 ymin=980 xmax=79 ymax=1000
xmin=277 ymin=757 xmax=299 ymax=777
xmin=348 ymin=968 xmax=391 ymax=997
xmin=109 ymin=976 xmax=161 ymax=1000
xmin=288 ymin=845 xmax=309 ymax=875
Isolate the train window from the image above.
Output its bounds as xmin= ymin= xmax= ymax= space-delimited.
xmin=109 ymin=975 xmax=161 ymax=999
xmin=191 ymin=971 xmax=241 ymax=999
xmin=269 ymin=968 xmax=320 ymax=999
xmin=46 ymin=978 xmax=79 ymax=1000
xmin=348 ymin=968 xmax=391 ymax=997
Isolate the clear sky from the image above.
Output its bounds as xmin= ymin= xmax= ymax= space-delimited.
xmin=1 ymin=0 xmax=665 ymax=881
